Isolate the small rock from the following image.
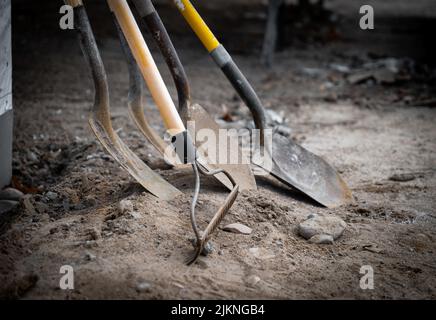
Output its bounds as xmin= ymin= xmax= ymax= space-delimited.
xmin=49 ymin=227 xmax=59 ymax=234
xmin=27 ymin=151 xmax=39 ymax=163
xmin=189 ymin=238 xmax=213 ymax=256
xmin=118 ymin=199 xmax=133 ymax=215
xmin=85 ymin=240 xmax=98 ymax=248
xmin=266 ymin=109 xmax=285 ymax=125
xmin=389 ymin=173 xmax=416 ymax=182
xmin=0 ymin=200 xmax=19 ymax=215
xmin=130 ymin=211 xmax=142 ymax=219
xmin=45 ymin=191 xmax=58 ymax=201
xmin=308 ymin=234 xmax=334 ymax=244
xmin=248 ymin=247 xmax=259 ymax=255
xmin=298 ymin=215 xmax=346 ymax=240
xmin=87 ymin=227 xmax=101 ymax=240
xmin=329 ymin=63 xmax=351 ymax=74
xmin=136 ymin=281 xmax=152 ymax=293
xmin=245 ymin=275 xmax=261 ymax=287
xmin=362 ymin=244 xmax=383 ymax=254
xmin=223 ymin=223 xmax=252 ymax=235
xmin=0 ymin=188 xmax=24 ymax=201
xmin=275 ymin=125 xmax=292 ymax=137
xmin=84 ymin=251 xmax=96 ymax=261
xmin=307 ymin=213 xmax=318 ymax=220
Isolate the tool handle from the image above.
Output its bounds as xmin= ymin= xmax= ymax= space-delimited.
xmin=64 ymin=0 xmax=83 ymax=7
xmin=70 ymin=3 xmax=110 ymax=111
xmin=132 ymin=0 xmax=191 ymax=114
xmin=215 ymin=47 xmax=266 ymax=143
xmin=172 ymin=0 xmax=267 ymax=142
xmin=108 ymin=0 xmax=185 ymax=135
xmin=173 ymin=0 xmax=219 ymax=53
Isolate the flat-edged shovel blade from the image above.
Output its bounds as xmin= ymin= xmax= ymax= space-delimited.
xmin=183 ymin=104 xmax=257 ymax=191
xmin=264 ymin=133 xmax=352 ymax=208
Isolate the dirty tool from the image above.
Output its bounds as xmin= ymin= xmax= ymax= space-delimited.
xmin=65 ymin=0 xmax=181 ymax=201
xmin=125 ymin=0 xmax=257 ymax=192
xmin=172 ymin=0 xmax=353 ymax=208
xmin=107 ymin=0 xmax=239 ymax=264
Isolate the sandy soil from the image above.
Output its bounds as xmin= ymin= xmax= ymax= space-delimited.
xmin=1 ymin=1 xmax=435 ymax=299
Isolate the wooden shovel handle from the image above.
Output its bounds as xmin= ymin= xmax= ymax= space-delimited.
xmin=64 ymin=0 xmax=83 ymax=8
xmin=107 ymin=0 xmax=185 ymax=135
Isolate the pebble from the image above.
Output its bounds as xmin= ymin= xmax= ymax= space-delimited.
xmin=389 ymin=173 xmax=416 ymax=182
xmin=298 ymin=215 xmax=346 ymax=240
xmin=223 ymin=223 xmax=252 ymax=235
xmin=84 ymin=251 xmax=96 ymax=261
xmin=45 ymin=191 xmax=58 ymax=201
xmin=130 ymin=211 xmax=142 ymax=219
xmin=118 ymin=199 xmax=133 ymax=214
xmin=189 ymin=238 xmax=213 ymax=256
xmin=0 ymin=200 xmax=19 ymax=215
xmin=308 ymin=234 xmax=334 ymax=245
xmin=245 ymin=275 xmax=261 ymax=287
xmin=27 ymin=151 xmax=39 ymax=163
xmin=87 ymin=227 xmax=101 ymax=240
xmin=136 ymin=281 xmax=152 ymax=293
xmin=0 ymin=188 xmax=24 ymax=201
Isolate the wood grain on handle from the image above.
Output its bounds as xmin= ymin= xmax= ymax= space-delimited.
xmin=108 ymin=0 xmax=185 ymax=135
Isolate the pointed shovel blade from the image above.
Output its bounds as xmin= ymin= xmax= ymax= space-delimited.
xmin=256 ymin=133 xmax=352 ymax=208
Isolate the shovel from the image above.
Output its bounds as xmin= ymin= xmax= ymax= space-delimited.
xmin=126 ymin=0 xmax=257 ymax=192
xmin=107 ymin=0 xmax=239 ymax=264
xmin=65 ymin=0 xmax=181 ymax=201
xmin=171 ymin=0 xmax=353 ymax=208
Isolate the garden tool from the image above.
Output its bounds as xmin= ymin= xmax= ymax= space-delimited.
xmin=107 ymin=0 xmax=239 ymax=264
xmin=113 ymin=13 xmax=170 ymax=160
xmin=128 ymin=0 xmax=257 ymax=192
xmin=171 ymin=0 xmax=353 ymax=208
xmin=65 ymin=0 xmax=181 ymax=201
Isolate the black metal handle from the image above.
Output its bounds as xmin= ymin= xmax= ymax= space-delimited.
xmin=132 ymin=0 xmax=191 ymax=114
xmin=220 ymin=59 xmax=266 ymax=145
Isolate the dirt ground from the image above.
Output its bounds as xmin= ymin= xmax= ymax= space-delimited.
xmin=1 ymin=1 xmax=435 ymax=299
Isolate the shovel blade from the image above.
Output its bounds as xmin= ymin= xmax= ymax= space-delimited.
xmin=89 ymin=116 xmax=181 ymax=201
xmin=183 ymin=104 xmax=257 ymax=191
xmin=267 ymin=133 xmax=352 ymax=208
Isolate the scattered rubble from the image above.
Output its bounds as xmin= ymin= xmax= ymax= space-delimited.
xmin=223 ymin=223 xmax=252 ymax=235
xmin=118 ymin=199 xmax=134 ymax=215
xmin=135 ymin=281 xmax=152 ymax=293
xmin=298 ymin=214 xmax=346 ymax=243
xmin=0 ymin=188 xmax=24 ymax=201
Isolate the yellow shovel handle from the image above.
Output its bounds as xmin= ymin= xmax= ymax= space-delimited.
xmin=174 ymin=0 xmax=220 ymax=53
xmin=108 ymin=0 xmax=185 ymax=135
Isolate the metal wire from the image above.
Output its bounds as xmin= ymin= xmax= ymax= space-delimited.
xmin=187 ymin=159 xmax=239 ymax=265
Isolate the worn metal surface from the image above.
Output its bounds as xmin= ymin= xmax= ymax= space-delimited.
xmin=74 ymin=5 xmax=181 ymax=200
xmin=0 ymin=0 xmax=12 ymax=189
xmin=269 ymin=133 xmax=353 ymax=208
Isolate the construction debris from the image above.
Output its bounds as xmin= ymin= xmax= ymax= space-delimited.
xmin=223 ymin=223 xmax=253 ymax=235
xmin=298 ymin=214 xmax=346 ymax=241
